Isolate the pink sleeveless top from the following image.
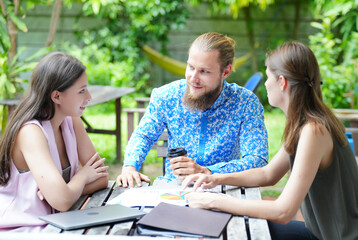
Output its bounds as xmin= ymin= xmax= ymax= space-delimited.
xmin=0 ymin=117 xmax=79 ymax=232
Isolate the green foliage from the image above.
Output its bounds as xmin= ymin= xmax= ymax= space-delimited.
xmin=264 ymin=108 xmax=285 ymax=160
xmin=0 ymin=0 xmax=54 ymax=43
xmin=0 ymin=0 xmax=60 ymax=98
xmin=186 ymin=0 xmax=275 ymax=18
xmin=261 ymin=108 xmax=287 ymax=197
xmin=60 ymin=42 xmax=145 ymax=103
xmin=309 ymin=0 xmax=358 ymax=108
xmin=85 ymin=104 xmax=159 ymax=164
xmin=184 ymin=0 xmax=279 ymax=110
xmin=0 ymin=47 xmax=52 ymax=98
xmin=0 ymin=45 xmax=52 ymax=133
xmin=85 ymin=111 xmax=117 ymax=163
xmin=66 ymin=0 xmax=189 ymax=96
xmin=0 ymin=1 xmax=53 ymax=132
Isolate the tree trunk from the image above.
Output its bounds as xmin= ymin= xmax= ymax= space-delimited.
xmin=7 ymin=0 xmax=19 ymax=63
xmin=243 ymin=6 xmax=258 ymax=73
xmin=46 ymin=0 xmax=62 ymax=47
xmin=292 ymin=0 xmax=301 ymax=40
xmin=0 ymin=0 xmax=6 ymax=17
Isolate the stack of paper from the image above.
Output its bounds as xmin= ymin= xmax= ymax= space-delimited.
xmin=107 ymin=187 xmax=191 ymax=207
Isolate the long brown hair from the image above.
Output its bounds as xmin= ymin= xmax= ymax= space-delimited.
xmin=0 ymin=52 xmax=85 ymax=185
xmin=265 ymin=42 xmax=347 ymax=155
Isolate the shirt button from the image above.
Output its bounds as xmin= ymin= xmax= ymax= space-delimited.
xmin=201 ymin=134 xmax=204 ymax=137
xmin=199 ymin=156 xmax=202 ymax=159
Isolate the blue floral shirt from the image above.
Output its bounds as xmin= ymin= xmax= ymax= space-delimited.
xmin=124 ymin=79 xmax=268 ymax=179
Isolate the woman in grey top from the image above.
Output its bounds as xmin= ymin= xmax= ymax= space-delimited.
xmin=182 ymin=42 xmax=358 ymax=239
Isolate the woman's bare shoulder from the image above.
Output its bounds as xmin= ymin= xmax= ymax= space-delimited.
xmin=301 ymin=121 xmax=330 ymax=137
xmin=16 ymin=123 xmax=48 ymax=149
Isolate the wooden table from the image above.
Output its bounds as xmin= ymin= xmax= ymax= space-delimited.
xmin=83 ymin=85 xmax=135 ymax=162
xmin=0 ymin=85 xmax=135 ymax=162
xmin=0 ymin=179 xmax=271 ymax=240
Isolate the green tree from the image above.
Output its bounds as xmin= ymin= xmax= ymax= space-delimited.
xmin=0 ymin=0 xmax=55 ymax=133
xmin=186 ymin=0 xmax=275 ymax=72
xmin=309 ymin=0 xmax=358 ymax=108
xmin=1 ymin=0 xmax=29 ymax=99
xmin=63 ymin=0 xmax=189 ymax=97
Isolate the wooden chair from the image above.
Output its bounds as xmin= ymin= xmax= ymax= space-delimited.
xmin=156 ymin=131 xmax=169 ymax=175
xmin=123 ymin=98 xmax=169 ymax=175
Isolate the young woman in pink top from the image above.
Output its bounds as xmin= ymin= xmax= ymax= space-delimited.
xmin=0 ymin=52 xmax=109 ymax=232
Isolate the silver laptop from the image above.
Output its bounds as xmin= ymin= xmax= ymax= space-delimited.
xmin=39 ymin=204 xmax=145 ymax=230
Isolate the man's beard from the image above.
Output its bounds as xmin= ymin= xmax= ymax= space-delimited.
xmin=182 ymin=82 xmax=222 ymax=112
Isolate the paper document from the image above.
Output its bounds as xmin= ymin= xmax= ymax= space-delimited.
xmin=107 ymin=187 xmax=192 ymax=207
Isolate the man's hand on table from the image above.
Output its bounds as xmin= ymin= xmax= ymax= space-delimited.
xmin=170 ymin=156 xmax=211 ymax=180
xmin=116 ymin=166 xmax=150 ymax=188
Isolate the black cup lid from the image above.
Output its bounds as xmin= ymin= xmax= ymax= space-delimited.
xmin=167 ymin=148 xmax=187 ymax=158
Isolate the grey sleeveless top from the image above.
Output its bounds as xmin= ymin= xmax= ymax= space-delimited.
xmin=62 ymin=165 xmax=71 ymax=183
xmin=289 ymin=136 xmax=358 ymax=239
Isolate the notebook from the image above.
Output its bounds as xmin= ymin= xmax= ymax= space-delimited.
xmin=137 ymin=202 xmax=232 ymax=238
xmin=39 ymin=204 xmax=145 ymax=230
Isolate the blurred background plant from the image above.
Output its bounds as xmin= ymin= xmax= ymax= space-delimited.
xmin=0 ymin=0 xmax=53 ymax=133
xmin=186 ymin=0 xmax=275 ymax=74
xmin=2 ymin=1 xmax=357 ymax=111
xmin=62 ymin=0 xmax=189 ymax=110
xmin=309 ymin=0 xmax=358 ymax=109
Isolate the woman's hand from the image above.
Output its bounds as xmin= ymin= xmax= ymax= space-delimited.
xmin=186 ymin=192 xmax=226 ymax=209
xmin=181 ymin=173 xmax=218 ymax=191
xmin=77 ymin=152 xmax=109 ymax=184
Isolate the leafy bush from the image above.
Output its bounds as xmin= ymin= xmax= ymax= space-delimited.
xmin=0 ymin=1 xmax=52 ymax=132
xmin=309 ymin=0 xmax=358 ymax=108
xmin=66 ymin=0 xmax=189 ymax=98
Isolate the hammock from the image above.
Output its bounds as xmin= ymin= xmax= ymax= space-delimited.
xmin=142 ymin=0 xmax=287 ymax=77
xmin=142 ymin=44 xmax=251 ymax=77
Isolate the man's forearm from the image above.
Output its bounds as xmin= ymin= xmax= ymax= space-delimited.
xmin=207 ymin=156 xmax=267 ymax=174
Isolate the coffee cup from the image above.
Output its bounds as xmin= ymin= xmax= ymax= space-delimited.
xmin=167 ymin=148 xmax=187 ymax=182
xmin=167 ymin=148 xmax=187 ymax=159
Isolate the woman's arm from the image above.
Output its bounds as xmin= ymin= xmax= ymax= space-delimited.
xmin=72 ymin=117 xmax=109 ymax=194
xmin=15 ymin=124 xmax=107 ymax=212
xmin=187 ymin=123 xmax=333 ymax=224
xmin=183 ymin=146 xmax=290 ymax=191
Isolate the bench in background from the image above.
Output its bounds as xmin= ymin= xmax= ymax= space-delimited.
xmin=0 ymin=85 xmax=135 ymax=163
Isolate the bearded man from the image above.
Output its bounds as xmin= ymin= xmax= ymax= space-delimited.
xmin=117 ymin=32 xmax=268 ymax=188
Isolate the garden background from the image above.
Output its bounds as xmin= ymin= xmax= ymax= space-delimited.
xmin=1 ymin=0 xmax=357 ymax=197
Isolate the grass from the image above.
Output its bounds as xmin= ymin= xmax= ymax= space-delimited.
xmin=84 ymin=103 xmax=158 ymax=165
xmin=85 ymin=104 xmax=288 ymax=196
xmin=262 ymin=108 xmax=288 ymax=196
